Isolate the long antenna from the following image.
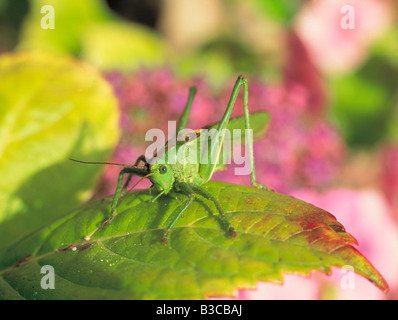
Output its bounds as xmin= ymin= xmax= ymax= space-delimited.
xmin=69 ymin=158 xmax=132 ymax=167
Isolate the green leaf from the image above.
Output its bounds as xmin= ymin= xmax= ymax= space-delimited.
xmin=252 ymin=0 xmax=304 ymax=24
xmin=331 ymin=55 xmax=398 ymax=147
xmin=0 ymin=181 xmax=388 ymax=299
xmin=18 ymin=0 xmax=114 ymax=54
xmin=18 ymin=0 xmax=166 ymax=70
xmin=0 ymin=51 xmax=120 ymax=248
xmin=80 ymin=22 xmax=166 ymax=71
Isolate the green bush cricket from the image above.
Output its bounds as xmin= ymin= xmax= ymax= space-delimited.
xmin=71 ymin=75 xmax=272 ymax=243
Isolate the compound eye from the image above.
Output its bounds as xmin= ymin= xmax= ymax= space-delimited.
xmin=159 ymin=165 xmax=167 ymax=174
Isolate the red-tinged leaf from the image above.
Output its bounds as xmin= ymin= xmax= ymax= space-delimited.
xmin=0 ymin=181 xmax=388 ymax=299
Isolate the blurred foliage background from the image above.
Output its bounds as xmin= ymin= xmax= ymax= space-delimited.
xmin=0 ymin=0 xmax=398 ymax=299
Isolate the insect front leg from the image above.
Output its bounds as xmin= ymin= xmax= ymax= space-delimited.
xmin=102 ymin=166 xmax=148 ymax=227
xmin=119 ymin=155 xmax=148 ymax=197
xmin=161 ymin=195 xmax=194 ymax=244
xmin=161 ymin=184 xmax=195 ymax=244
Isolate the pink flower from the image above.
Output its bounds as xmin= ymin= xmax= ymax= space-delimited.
xmin=380 ymin=144 xmax=398 ymax=215
xmin=295 ymin=0 xmax=393 ymax=74
xmin=213 ymin=187 xmax=398 ymax=300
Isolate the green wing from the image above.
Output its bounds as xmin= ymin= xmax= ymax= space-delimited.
xmin=153 ymin=111 xmax=270 ymax=175
xmin=204 ymin=110 xmax=270 ymax=141
xmin=200 ymin=111 xmax=270 ymax=173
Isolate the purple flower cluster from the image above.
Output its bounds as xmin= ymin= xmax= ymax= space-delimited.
xmin=97 ymin=69 xmax=345 ymax=197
